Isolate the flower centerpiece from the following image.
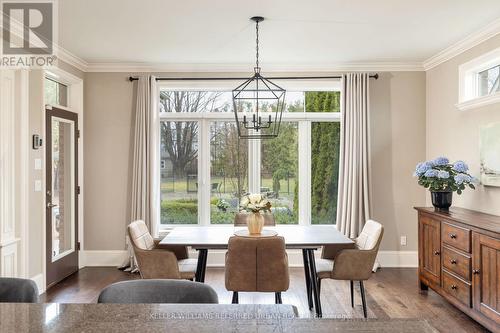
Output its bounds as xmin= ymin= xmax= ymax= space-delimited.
xmin=414 ymin=157 xmax=477 ymax=211
xmin=239 ymin=193 xmax=272 ymax=234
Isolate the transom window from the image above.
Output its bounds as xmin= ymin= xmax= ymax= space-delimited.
xmin=45 ymin=77 xmax=68 ymax=107
xmin=458 ymin=47 xmax=500 ymax=110
xmin=158 ymin=82 xmax=341 ymax=228
xmin=478 ymin=64 xmax=500 ymax=97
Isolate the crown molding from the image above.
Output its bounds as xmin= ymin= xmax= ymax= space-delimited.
xmin=423 ymin=17 xmax=500 ymax=71
xmin=55 ymin=46 xmax=89 ymax=72
xmin=84 ymin=61 xmax=424 ymax=73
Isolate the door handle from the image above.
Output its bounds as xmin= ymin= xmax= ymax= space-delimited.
xmin=433 ymin=250 xmax=440 ymax=256
xmin=47 ymin=203 xmax=58 ymax=208
xmin=450 ymin=259 xmax=457 ymax=265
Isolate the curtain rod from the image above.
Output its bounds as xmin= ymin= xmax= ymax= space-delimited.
xmin=128 ymin=74 xmax=379 ymax=82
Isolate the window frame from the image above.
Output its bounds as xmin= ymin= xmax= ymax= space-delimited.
xmin=457 ymin=46 xmax=500 ymax=111
xmin=157 ymin=80 xmax=341 ymax=229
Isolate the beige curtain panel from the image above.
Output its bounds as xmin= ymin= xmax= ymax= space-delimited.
xmin=130 ymin=75 xmax=160 ymax=235
xmin=336 ymin=73 xmax=371 ymax=238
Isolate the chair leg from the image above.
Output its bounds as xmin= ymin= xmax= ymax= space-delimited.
xmin=275 ymin=292 xmax=282 ymax=304
xmin=359 ymin=281 xmax=367 ymax=318
xmin=350 ymin=280 xmax=354 ymax=307
xmin=317 ymin=278 xmax=322 ymax=298
xmin=232 ymin=292 xmax=239 ymax=304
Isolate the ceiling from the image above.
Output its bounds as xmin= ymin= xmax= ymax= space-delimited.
xmin=58 ymin=0 xmax=500 ymax=68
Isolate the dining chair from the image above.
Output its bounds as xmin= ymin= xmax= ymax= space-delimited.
xmin=233 ymin=212 xmax=275 ymax=226
xmin=315 ymin=220 xmax=384 ymax=318
xmin=0 ymin=277 xmax=39 ymax=303
xmin=97 ymin=279 xmax=218 ymax=304
xmin=225 ymin=236 xmax=289 ymax=304
xmin=128 ymin=220 xmax=197 ymax=279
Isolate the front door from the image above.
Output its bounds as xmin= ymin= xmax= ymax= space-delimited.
xmin=45 ymin=106 xmax=79 ymax=288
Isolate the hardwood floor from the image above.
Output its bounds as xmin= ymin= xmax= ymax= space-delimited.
xmin=42 ymin=267 xmax=489 ymax=333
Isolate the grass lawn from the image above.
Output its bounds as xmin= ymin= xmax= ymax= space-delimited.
xmin=161 ymin=177 xmax=296 ymax=195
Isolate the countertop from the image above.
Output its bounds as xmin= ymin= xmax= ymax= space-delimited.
xmin=0 ymin=303 xmax=437 ymax=332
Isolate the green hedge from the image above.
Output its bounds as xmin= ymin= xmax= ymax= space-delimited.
xmin=161 ymin=199 xmax=298 ymax=225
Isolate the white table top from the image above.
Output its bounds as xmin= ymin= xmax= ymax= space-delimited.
xmin=159 ymin=225 xmax=353 ymax=249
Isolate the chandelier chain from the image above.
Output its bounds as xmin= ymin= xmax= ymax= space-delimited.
xmin=255 ymin=20 xmax=259 ymax=69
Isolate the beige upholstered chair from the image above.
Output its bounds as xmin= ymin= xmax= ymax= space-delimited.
xmin=128 ymin=220 xmax=197 ymax=280
xmin=225 ymin=236 xmax=289 ymax=304
xmin=316 ymin=220 xmax=384 ymax=318
xmin=233 ymin=212 xmax=275 ymax=226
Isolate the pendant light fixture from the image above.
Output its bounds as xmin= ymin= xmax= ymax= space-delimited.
xmin=232 ymin=16 xmax=286 ymax=139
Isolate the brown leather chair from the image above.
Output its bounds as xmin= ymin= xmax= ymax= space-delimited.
xmin=225 ymin=236 xmax=289 ymax=304
xmin=316 ymin=220 xmax=384 ymax=318
xmin=128 ymin=220 xmax=197 ymax=280
xmin=233 ymin=212 xmax=275 ymax=226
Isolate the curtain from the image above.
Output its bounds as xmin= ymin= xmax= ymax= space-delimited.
xmin=121 ymin=75 xmax=160 ymax=271
xmin=336 ymin=73 xmax=371 ymax=238
xmin=130 ymin=75 xmax=160 ymax=234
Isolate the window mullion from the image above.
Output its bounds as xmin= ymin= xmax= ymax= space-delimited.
xmin=298 ymin=121 xmax=311 ymax=225
xmin=199 ymin=120 xmax=210 ymax=225
xmin=248 ymin=130 xmax=261 ymax=193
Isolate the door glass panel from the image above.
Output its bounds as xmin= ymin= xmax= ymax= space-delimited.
xmin=51 ymin=117 xmax=75 ymax=261
xmin=261 ymin=122 xmax=298 ymax=224
xmin=160 ymin=121 xmax=199 ymax=224
xmin=210 ymin=122 xmax=248 ymax=224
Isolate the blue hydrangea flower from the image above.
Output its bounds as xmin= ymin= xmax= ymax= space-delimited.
xmin=437 ymin=170 xmax=450 ymax=179
xmin=432 ymin=157 xmax=449 ymax=166
xmin=453 ymin=161 xmax=469 ymax=173
xmin=424 ymin=169 xmax=438 ymax=178
xmin=454 ymin=173 xmax=472 ymax=184
xmin=414 ymin=162 xmax=432 ymax=176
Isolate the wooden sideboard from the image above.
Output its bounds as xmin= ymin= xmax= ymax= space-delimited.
xmin=415 ymin=207 xmax=500 ymax=332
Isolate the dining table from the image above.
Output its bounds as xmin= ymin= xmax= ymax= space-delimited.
xmin=160 ymin=225 xmax=354 ymax=317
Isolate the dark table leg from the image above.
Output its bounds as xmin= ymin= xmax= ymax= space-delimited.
xmin=195 ymin=249 xmax=208 ymax=282
xmin=302 ymin=249 xmax=313 ymax=310
xmin=306 ymin=249 xmax=322 ymax=318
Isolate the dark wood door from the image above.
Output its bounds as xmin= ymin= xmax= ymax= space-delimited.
xmin=45 ymin=107 xmax=79 ymax=288
xmin=472 ymin=232 xmax=500 ymax=323
xmin=419 ymin=215 xmax=441 ymax=287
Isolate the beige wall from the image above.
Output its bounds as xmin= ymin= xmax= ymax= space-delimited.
xmin=83 ymin=71 xmax=427 ymax=251
xmin=84 ymin=73 xmax=135 ymax=250
xmin=371 ymin=72 xmax=427 ymax=251
xmin=426 ymin=34 xmax=500 ymax=216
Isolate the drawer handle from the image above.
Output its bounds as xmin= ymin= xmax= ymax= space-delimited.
xmin=450 ymin=259 xmax=457 ymax=265
xmin=451 ymin=285 xmax=457 ymax=290
xmin=433 ymin=250 xmax=440 ymax=256
xmin=472 ymin=269 xmax=480 ymax=275
xmin=449 ymin=234 xmax=457 ymax=239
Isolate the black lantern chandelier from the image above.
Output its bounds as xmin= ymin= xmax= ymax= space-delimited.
xmin=232 ymin=16 xmax=285 ymax=139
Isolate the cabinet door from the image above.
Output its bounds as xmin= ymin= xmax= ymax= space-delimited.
xmin=472 ymin=232 xmax=500 ymax=323
xmin=419 ymin=215 xmax=441 ymax=287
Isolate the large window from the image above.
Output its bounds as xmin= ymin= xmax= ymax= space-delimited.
xmin=160 ymin=121 xmax=199 ymax=224
xmin=159 ymin=85 xmax=340 ymax=227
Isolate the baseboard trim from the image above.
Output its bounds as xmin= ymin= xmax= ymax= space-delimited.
xmin=377 ymin=251 xmax=418 ymax=268
xmin=30 ymin=274 xmax=44 ymax=295
xmin=81 ymin=250 xmax=128 ymax=267
xmin=81 ymin=249 xmax=418 ymax=268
